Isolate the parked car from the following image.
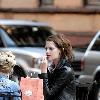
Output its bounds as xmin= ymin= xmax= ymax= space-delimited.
xmin=77 ymin=31 xmax=100 ymax=100
xmin=0 ymin=19 xmax=57 ymax=81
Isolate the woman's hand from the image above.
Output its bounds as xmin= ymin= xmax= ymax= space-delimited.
xmin=40 ymin=56 xmax=48 ymax=73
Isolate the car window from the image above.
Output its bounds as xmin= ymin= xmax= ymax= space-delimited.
xmin=91 ymin=35 xmax=100 ymax=51
xmin=0 ymin=36 xmax=4 ymax=47
xmin=73 ymin=44 xmax=88 ymax=52
xmin=1 ymin=25 xmax=54 ymax=47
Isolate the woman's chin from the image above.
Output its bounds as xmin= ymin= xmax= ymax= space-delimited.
xmin=47 ymin=58 xmax=52 ymax=61
xmin=47 ymin=58 xmax=51 ymax=61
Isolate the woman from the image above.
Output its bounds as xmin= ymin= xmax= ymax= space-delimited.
xmin=0 ymin=51 xmax=21 ymax=100
xmin=38 ymin=33 xmax=76 ymax=100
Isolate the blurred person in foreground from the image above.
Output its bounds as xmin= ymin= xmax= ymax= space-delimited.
xmin=38 ymin=33 xmax=76 ymax=100
xmin=0 ymin=51 xmax=21 ymax=100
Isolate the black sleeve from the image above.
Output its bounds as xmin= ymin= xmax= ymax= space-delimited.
xmin=38 ymin=67 xmax=74 ymax=100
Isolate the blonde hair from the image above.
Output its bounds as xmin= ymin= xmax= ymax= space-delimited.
xmin=0 ymin=51 xmax=16 ymax=74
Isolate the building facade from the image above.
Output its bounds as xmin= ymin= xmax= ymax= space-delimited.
xmin=0 ymin=0 xmax=100 ymax=46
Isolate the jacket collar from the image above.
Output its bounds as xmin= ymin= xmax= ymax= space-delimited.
xmin=56 ymin=58 xmax=70 ymax=69
xmin=48 ymin=58 xmax=70 ymax=73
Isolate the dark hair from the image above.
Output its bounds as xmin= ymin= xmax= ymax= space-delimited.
xmin=46 ymin=33 xmax=73 ymax=62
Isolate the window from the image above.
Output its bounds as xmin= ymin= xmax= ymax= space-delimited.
xmin=88 ymin=0 xmax=100 ymax=5
xmin=1 ymin=25 xmax=53 ymax=47
xmin=91 ymin=35 xmax=100 ymax=51
xmin=39 ymin=0 xmax=54 ymax=7
xmin=0 ymin=36 xmax=4 ymax=47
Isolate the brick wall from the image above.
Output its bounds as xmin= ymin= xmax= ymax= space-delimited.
xmin=54 ymin=0 xmax=83 ymax=8
xmin=0 ymin=0 xmax=99 ymax=45
xmin=0 ymin=0 xmax=38 ymax=8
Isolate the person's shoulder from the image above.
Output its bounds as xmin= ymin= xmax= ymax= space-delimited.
xmin=0 ymin=79 xmax=20 ymax=92
xmin=8 ymin=80 xmax=20 ymax=90
xmin=63 ymin=66 xmax=72 ymax=72
xmin=10 ymin=80 xmax=19 ymax=87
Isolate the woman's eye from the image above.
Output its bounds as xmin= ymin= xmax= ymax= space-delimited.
xmin=45 ymin=47 xmax=54 ymax=51
xmin=49 ymin=47 xmax=54 ymax=50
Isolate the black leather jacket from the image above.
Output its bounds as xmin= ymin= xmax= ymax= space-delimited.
xmin=39 ymin=58 xmax=76 ymax=100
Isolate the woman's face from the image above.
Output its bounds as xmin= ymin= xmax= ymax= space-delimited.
xmin=45 ymin=41 xmax=61 ymax=62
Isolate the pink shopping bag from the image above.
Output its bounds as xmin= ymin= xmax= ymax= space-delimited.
xmin=20 ymin=77 xmax=44 ymax=100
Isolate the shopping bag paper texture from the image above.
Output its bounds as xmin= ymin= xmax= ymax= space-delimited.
xmin=20 ymin=77 xmax=44 ymax=100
